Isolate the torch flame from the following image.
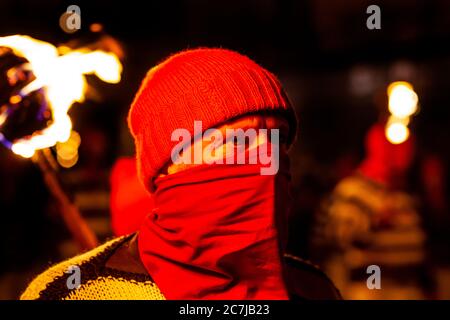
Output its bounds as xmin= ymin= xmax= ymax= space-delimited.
xmin=0 ymin=35 xmax=122 ymax=158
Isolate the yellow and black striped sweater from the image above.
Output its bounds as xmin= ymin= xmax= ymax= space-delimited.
xmin=21 ymin=233 xmax=341 ymax=300
xmin=21 ymin=234 xmax=165 ymax=300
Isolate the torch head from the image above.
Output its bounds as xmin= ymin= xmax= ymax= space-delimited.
xmin=0 ymin=46 xmax=52 ymax=149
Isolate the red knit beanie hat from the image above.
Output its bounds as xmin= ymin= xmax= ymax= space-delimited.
xmin=128 ymin=48 xmax=297 ymax=190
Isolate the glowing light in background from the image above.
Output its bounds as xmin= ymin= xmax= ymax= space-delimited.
xmin=387 ymin=81 xmax=418 ymax=118
xmin=385 ymin=120 xmax=410 ymax=144
xmin=0 ymin=111 xmax=7 ymax=127
xmin=56 ymin=130 xmax=81 ymax=168
xmin=385 ymin=81 xmax=418 ymax=145
xmin=0 ymin=35 xmax=122 ymax=158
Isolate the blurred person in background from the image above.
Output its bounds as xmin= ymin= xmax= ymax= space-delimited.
xmin=110 ymin=157 xmax=153 ymax=236
xmin=311 ymin=120 xmax=430 ymax=299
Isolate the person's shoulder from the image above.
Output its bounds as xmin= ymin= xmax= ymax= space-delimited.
xmin=20 ymin=236 xmax=128 ymax=300
xmin=284 ymin=254 xmax=342 ymax=300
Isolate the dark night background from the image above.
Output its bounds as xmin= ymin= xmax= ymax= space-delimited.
xmin=0 ymin=0 xmax=449 ymax=299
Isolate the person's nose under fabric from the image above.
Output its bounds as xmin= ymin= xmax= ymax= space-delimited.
xmin=138 ymin=124 xmax=293 ymax=299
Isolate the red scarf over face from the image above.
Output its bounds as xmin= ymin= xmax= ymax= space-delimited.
xmin=138 ymin=159 xmax=291 ymax=299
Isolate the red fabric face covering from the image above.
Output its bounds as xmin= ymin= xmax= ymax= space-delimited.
xmin=138 ymin=160 xmax=291 ymax=300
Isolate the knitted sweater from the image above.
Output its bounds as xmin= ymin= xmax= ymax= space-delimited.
xmin=21 ymin=234 xmax=165 ymax=300
xmin=21 ymin=233 xmax=340 ymax=300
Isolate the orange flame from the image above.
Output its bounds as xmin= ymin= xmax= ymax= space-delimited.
xmin=0 ymin=35 xmax=122 ymax=158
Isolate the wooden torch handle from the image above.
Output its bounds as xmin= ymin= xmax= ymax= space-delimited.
xmin=33 ymin=149 xmax=98 ymax=251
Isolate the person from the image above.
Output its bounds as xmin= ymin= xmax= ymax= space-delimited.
xmin=21 ymin=48 xmax=340 ymax=300
xmin=110 ymin=157 xmax=154 ymax=236
xmin=311 ymin=122 xmax=427 ymax=299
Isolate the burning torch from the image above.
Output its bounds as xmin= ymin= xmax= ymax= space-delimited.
xmin=0 ymin=34 xmax=123 ymax=251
